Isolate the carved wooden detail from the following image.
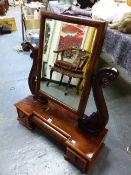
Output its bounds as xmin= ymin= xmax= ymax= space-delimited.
xmin=25 ymin=42 xmax=48 ymax=104
xmin=78 ymin=67 xmax=119 ymax=134
xmin=24 ymin=42 xmax=39 ymax=95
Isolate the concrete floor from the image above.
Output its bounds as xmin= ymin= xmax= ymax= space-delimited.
xmin=0 ymin=6 xmax=131 ymax=175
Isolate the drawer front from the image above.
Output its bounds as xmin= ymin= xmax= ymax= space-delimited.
xmin=65 ymin=147 xmax=88 ymax=173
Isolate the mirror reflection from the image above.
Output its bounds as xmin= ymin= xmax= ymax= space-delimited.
xmin=40 ymin=19 xmax=96 ymax=110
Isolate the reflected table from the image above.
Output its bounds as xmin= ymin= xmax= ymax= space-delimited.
xmin=103 ymin=28 xmax=131 ymax=75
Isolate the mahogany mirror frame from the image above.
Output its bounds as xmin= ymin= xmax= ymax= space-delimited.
xmin=32 ymin=11 xmax=107 ymax=117
xmin=15 ymin=11 xmax=119 ymax=174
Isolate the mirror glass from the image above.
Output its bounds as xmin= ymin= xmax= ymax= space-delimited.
xmin=40 ymin=18 xmax=97 ymax=110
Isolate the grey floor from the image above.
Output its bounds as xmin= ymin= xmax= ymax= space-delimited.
xmin=0 ymin=6 xmax=131 ymax=175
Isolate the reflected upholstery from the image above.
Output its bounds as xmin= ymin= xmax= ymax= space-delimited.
xmin=47 ymin=48 xmax=90 ymax=95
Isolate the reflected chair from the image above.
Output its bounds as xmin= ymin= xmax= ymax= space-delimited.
xmin=47 ymin=48 xmax=90 ymax=95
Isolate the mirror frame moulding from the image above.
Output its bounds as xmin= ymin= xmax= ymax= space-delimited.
xmin=15 ymin=11 xmax=119 ymax=173
xmin=31 ymin=11 xmax=107 ymax=118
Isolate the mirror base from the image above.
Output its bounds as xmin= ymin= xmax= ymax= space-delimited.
xmin=36 ymin=96 xmax=48 ymax=105
xmin=15 ymin=95 xmax=108 ymax=174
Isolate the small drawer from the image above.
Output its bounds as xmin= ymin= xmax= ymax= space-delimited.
xmin=16 ymin=109 xmax=34 ymax=129
xmin=65 ymin=147 xmax=88 ymax=172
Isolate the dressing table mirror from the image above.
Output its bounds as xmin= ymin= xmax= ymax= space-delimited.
xmin=15 ymin=11 xmax=119 ymax=173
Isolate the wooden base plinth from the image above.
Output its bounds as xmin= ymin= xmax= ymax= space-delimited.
xmin=15 ymin=95 xmax=108 ymax=174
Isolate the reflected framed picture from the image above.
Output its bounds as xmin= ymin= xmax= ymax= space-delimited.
xmin=43 ymin=19 xmax=55 ymax=61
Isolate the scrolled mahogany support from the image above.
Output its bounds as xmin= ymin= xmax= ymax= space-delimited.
xmin=27 ymin=42 xmax=48 ymax=104
xmin=22 ymin=42 xmax=39 ymax=95
xmin=78 ymin=67 xmax=119 ymax=135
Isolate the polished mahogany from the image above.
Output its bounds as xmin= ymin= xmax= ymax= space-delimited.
xmin=15 ymin=11 xmax=119 ymax=173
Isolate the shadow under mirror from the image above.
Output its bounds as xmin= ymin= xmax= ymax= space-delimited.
xmin=40 ymin=18 xmax=97 ymax=110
